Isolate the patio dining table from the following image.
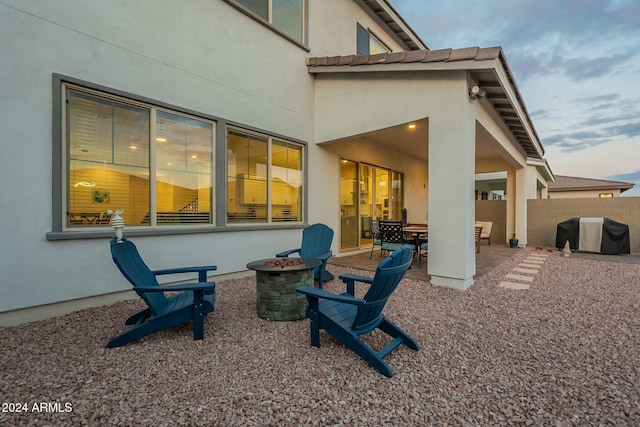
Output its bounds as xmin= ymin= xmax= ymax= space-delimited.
xmin=403 ymin=225 xmax=428 ymax=264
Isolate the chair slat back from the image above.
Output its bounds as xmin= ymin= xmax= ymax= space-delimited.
xmin=110 ymin=238 xmax=167 ymax=314
xmin=378 ymin=220 xmax=405 ymax=245
xmin=369 ymin=218 xmax=380 ymax=240
xmin=353 ymin=246 xmax=412 ymax=331
xmin=299 ymin=223 xmax=334 ymax=258
xmin=474 ymin=225 xmax=483 ymax=253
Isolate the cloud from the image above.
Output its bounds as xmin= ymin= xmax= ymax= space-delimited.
xmin=602 ymin=121 xmax=640 ymax=138
xmin=542 ymin=129 xmax=610 ymax=152
xmin=605 ymin=169 xmax=640 ymax=197
xmin=606 ymin=169 xmax=640 ymax=183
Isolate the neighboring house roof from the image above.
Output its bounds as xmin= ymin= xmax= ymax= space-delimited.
xmin=548 ymin=175 xmax=634 ymax=193
xmin=360 ymin=0 xmax=429 ymax=51
xmin=307 ymin=46 xmax=545 ymax=161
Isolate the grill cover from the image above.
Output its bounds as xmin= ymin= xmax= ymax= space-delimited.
xmin=555 ymin=217 xmax=630 ymax=254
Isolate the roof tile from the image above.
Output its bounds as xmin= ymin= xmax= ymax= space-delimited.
xmin=352 ymin=55 xmax=371 ymax=66
xmin=447 ymin=47 xmax=480 ymax=62
xmin=548 ymin=175 xmax=634 ymax=191
xmin=368 ymin=53 xmax=388 ymax=64
xmin=306 ymin=47 xmax=504 ymax=68
xmin=337 ymin=55 xmax=355 ymax=65
xmin=404 ymin=50 xmax=428 ymax=62
xmin=476 ymin=47 xmax=502 ymax=60
xmin=384 ymin=51 xmax=407 ymax=63
xmin=423 ymin=48 xmax=452 ymax=63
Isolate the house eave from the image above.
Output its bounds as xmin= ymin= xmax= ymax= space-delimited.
xmin=307 ymin=47 xmax=546 ymax=162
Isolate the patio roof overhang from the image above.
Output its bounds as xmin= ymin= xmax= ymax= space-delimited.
xmin=307 ymin=46 xmax=546 ymax=163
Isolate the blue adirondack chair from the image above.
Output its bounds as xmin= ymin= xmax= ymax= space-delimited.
xmin=108 ymin=237 xmax=217 ymax=348
xmin=276 ymin=223 xmax=335 ymax=284
xmin=296 ymin=245 xmax=419 ymax=377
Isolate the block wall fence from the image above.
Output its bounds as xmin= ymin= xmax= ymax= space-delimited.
xmin=527 ymin=197 xmax=640 ymax=252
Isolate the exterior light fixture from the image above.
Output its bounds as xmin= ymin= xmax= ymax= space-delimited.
xmin=468 ymin=85 xmax=486 ymax=100
xmin=108 ymin=209 xmax=125 ymax=243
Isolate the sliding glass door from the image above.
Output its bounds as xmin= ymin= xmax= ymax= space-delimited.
xmin=340 ymin=160 xmax=403 ymax=250
xmin=339 ymin=160 xmax=358 ymax=248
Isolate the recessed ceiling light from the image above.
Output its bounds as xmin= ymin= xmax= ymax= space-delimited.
xmin=155 ymin=137 xmax=167 ymax=142
xmin=408 ymin=123 xmax=416 ymax=129
xmin=130 ymin=145 xmax=138 ymax=150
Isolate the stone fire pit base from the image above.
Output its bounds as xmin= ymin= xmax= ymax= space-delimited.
xmin=255 ymin=269 xmax=313 ymax=321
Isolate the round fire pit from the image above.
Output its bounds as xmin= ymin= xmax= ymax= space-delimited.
xmin=246 ymin=258 xmax=322 ymax=321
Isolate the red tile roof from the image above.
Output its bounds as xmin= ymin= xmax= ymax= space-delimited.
xmin=306 ymin=46 xmax=502 ymax=67
xmin=548 ymin=175 xmax=634 ymax=192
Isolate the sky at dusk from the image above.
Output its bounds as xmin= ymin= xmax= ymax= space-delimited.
xmin=389 ymin=0 xmax=640 ymax=196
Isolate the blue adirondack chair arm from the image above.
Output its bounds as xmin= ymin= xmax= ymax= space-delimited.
xmin=339 ymin=273 xmax=374 ymax=286
xmin=338 ymin=273 xmax=374 ymax=294
xmin=152 ymin=265 xmax=217 ymax=282
xmin=133 ymin=283 xmax=215 ymax=294
xmin=275 ymin=248 xmax=300 ymax=257
xmin=296 ymin=285 xmax=366 ymax=305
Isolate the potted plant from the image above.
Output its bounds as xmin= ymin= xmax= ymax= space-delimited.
xmin=509 ymin=233 xmax=519 ymax=248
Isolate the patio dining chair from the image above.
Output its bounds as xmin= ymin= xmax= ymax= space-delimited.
xmin=369 ymin=217 xmax=382 ymax=259
xmin=476 ymin=221 xmax=493 ymax=245
xmin=379 ymin=219 xmax=417 ymax=263
xmin=475 ymin=225 xmax=483 ymax=254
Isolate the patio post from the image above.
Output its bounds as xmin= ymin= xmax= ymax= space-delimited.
xmin=427 ymin=81 xmax=477 ymax=290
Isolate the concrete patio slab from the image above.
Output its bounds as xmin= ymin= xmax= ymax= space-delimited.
xmin=328 ymin=244 xmax=518 ymax=282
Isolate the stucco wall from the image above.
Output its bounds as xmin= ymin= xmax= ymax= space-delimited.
xmin=0 ymin=0 xmax=400 ymax=318
xmin=308 ymin=0 xmax=407 ymax=56
xmin=475 ymin=200 xmax=507 ymax=245
xmin=527 ymin=197 xmax=640 ymax=251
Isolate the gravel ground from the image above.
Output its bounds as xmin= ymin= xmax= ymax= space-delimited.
xmin=1 ymin=248 xmax=639 ymax=426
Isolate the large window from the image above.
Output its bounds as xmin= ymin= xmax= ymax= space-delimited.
xmin=227 ymin=128 xmax=303 ymax=223
xmin=230 ymin=0 xmax=306 ymax=44
xmin=64 ymin=85 xmax=215 ymax=228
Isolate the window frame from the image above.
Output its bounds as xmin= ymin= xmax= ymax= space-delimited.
xmin=225 ymin=125 xmax=305 ymax=225
xmin=357 ymin=23 xmax=392 ymax=55
xmin=223 ymin=0 xmax=309 ymax=50
xmin=61 ymin=83 xmax=217 ymax=231
xmin=48 ymin=74 xmax=308 ymax=241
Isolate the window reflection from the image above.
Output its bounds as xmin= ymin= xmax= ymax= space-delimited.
xmin=66 ymin=88 xmax=214 ymax=227
xmin=227 ymin=129 xmax=304 ymax=223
